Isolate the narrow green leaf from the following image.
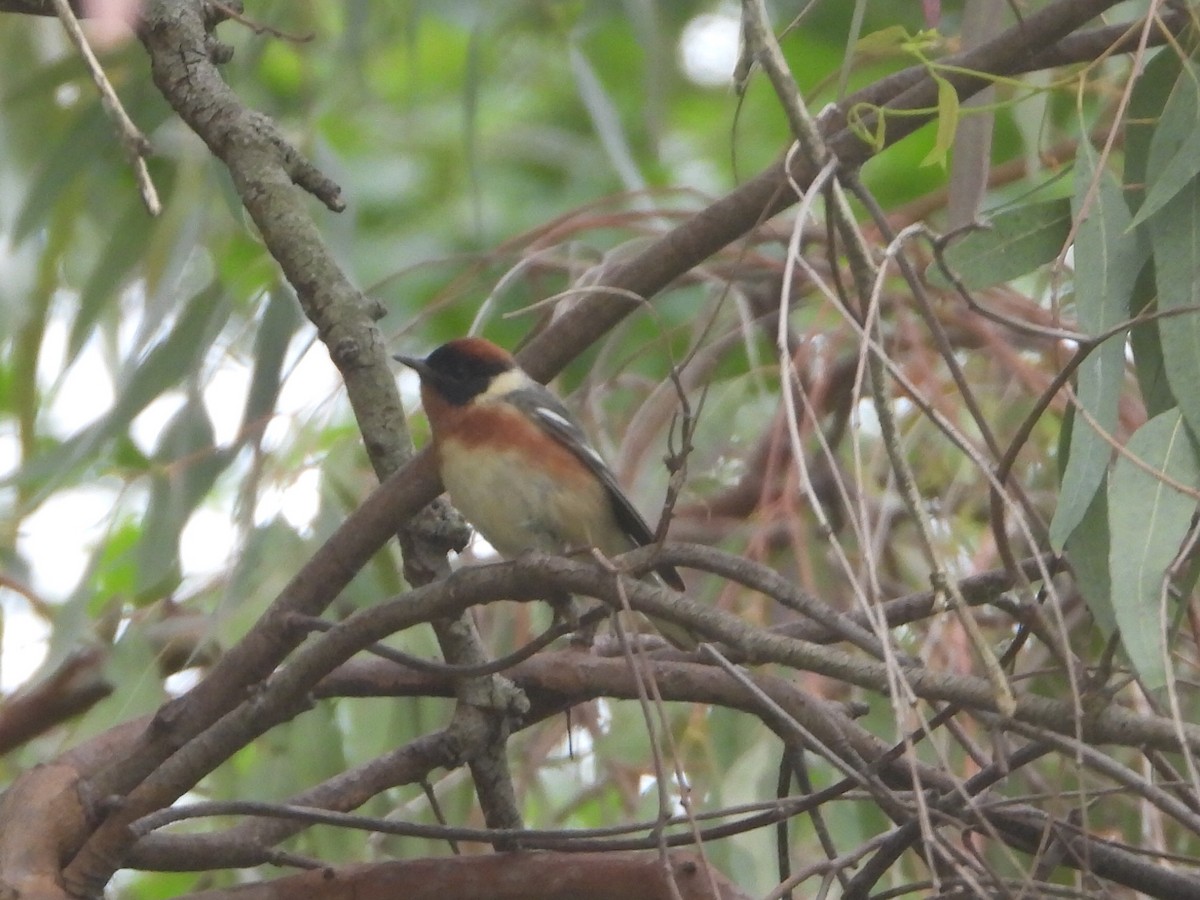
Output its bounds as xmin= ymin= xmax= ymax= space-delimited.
xmin=240 ymin=290 xmax=300 ymax=443
xmin=929 ymin=196 xmax=1072 ymax=290
xmin=1129 ymin=60 xmax=1200 ymax=229
xmin=124 ymin=286 xmax=227 ymax=397
xmin=70 ymin=630 xmax=165 ymax=744
xmin=91 ymin=521 xmax=142 ymax=603
xmin=217 ymin=521 xmax=307 ymax=649
xmin=1129 ymin=260 xmax=1175 ymax=417
xmin=1125 ymin=48 xmax=1185 ymax=211
xmin=568 ymin=43 xmax=646 ymax=192
xmin=920 ymin=77 xmax=958 ymax=168
xmin=1051 ymin=345 xmax=1125 ymax=552
xmin=1065 ymin=485 xmax=1115 ymax=634
xmin=1151 ymin=176 xmax=1200 ymax=443
xmin=1049 ymin=144 xmax=1147 ymax=549
xmin=69 ymin=197 xmax=153 ymax=361
xmin=7 ymin=284 xmax=229 ymax=499
xmin=1107 ymin=409 xmax=1200 ymax=689
xmin=12 ymin=105 xmax=108 ymax=241
xmin=134 ymin=393 xmax=230 ymax=603
xmin=853 ymin=25 xmax=911 ymax=55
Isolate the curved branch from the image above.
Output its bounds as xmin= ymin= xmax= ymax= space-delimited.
xmin=175 ymin=851 xmax=752 ymax=900
xmin=17 ymin=1 xmax=1186 ymax=895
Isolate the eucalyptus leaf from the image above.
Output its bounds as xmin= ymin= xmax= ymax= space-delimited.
xmin=69 ymin=198 xmax=154 ymax=363
xmin=7 ymin=284 xmax=229 ymax=501
xmin=1049 ymin=143 xmax=1146 ymax=550
xmin=929 ymin=196 xmax=1072 ymax=290
xmin=1107 ymin=409 xmax=1200 ymax=689
xmin=1125 ymin=48 xmax=1185 ymax=211
xmin=1129 ymin=259 xmax=1175 ymax=417
xmin=134 ymin=393 xmax=230 ymax=603
xmin=1150 ymin=176 xmax=1200 ymax=443
xmin=1129 ymin=59 xmax=1200 ymax=229
xmin=12 ymin=105 xmax=108 ymax=242
xmin=1064 ymin=484 xmax=1116 ymax=635
xmin=240 ymin=290 xmax=301 ymax=442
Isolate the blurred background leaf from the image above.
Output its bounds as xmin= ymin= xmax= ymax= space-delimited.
xmin=3 ymin=2 xmax=1199 ymax=896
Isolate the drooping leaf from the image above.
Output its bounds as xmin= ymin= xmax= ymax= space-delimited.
xmin=1049 ymin=144 xmax=1147 ymax=550
xmin=69 ymin=629 xmax=166 ymax=745
xmin=7 ymin=284 xmax=229 ymax=501
xmin=1125 ymin=48 xmax=1185 ymax=211
xmin=1064 ymin=484 xmax=1115 ymax=635
xmin=91 ymin=520 xmax=143 ymax=605
xmin=1107 ymin=409 xmax=1200 ymax=689
xmin=1128 ymin=259 xmax=1175 ymax=417
xmin=134 ymin=393 xmax=230 ymax=603
xmin=568 ymin=42 xmax=646 ymax=193
xmin=12 ymin=104 xmax=108 ymax=242
xmin=1133 ymin=55 xmax=1200 ymax=455
xmin=1129 ymin=59 xmax=1200 ymax=229
xmin=919 ymin=77 xmax=958 ymax=168
xmin=1149 ymin=174 xmax=1200 ymax=443
xmin=239 ymin=289 xmax=301 ymax=443
xmin=69 ymin=197 xmax=155 ymax=362
xmin=929 ymin=196 xmax=1072 ymax=290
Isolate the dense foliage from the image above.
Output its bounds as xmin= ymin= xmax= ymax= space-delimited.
xmin=3 ymin=1 xmax=1200 ymax=898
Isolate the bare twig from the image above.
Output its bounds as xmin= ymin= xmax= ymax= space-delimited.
xmin=207 ymin=0 xmax=314 ymax=42
xmin=48 ymin=0 xmax=161 ymax=214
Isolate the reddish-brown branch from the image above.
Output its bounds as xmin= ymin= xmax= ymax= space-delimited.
xmin=1 ymin=2 xmax=1189 ymax=898
xmin=177 ymin=852 xmax=751 ymax=900
xmin=0 ymin=648 xmax=111 ymax=755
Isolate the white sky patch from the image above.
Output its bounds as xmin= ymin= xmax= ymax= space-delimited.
xmin=39 ymin=316 xmax=116 ymax=437
xmin=260 ymin=414 xmax=294 ymax=458
xmin=0 ymin=429 xmax=18 ymax=481
xmin=263 ymin=337 xmax=343 ymax=453
xmin=281 ymin=337 xmax=340 ymax=410
xmin=130 ymin=391 xmax=187 ymax=455
xmin=0 ymin=598 xmax=50 ymax=692
xmin=254 ymin=466 xmax=322 ymax=533
xmin=164 ymin=667 xmax=202 ymax=696
xmin=202 ymin=360 xmax=252 ymax=446
xmin=459 ymin=532 xmax=500 ymax=565
xmin=394 ymin=366 xmax=423 ymax=406
xmin=678 ymin=6 xmax=741 ymax=88
xmin=54 ymin=82 xmax=81 ymax=108
xmin=17 ymin=484 xmax=123 ymax=598
xmin=5 ymin=307 xmax=343 ymax=692
xmin=852 ymin=397 xmax=881 ymax=437
xmin=179 ymin=503 xmax=236 ymax=577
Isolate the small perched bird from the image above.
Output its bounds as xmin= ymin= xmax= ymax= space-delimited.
xmin=395 ymin=337 xmax=695 ymax=649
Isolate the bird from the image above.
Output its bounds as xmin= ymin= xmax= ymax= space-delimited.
xmin=394 ymin=337 xmax=696 ymax=649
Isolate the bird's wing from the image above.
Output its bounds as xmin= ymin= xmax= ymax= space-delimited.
xmin=507 ymin=385 xmax=684 ymax=590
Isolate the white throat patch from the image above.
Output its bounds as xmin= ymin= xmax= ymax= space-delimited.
xmin=480 ymin=368 xmax=533 ymax=401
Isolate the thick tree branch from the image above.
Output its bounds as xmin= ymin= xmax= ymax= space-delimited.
xmin=176 ymin=851 xmax=751 ymax=900
xmin=61 ymin=2 xmax=522 ymax=889
xmin=3 ymin=1 xmax=1189 ymax=897
xmin=128 ymin=642 xmax=1200 ymax=897
xmin=0 ymin=648 xmax=111 ymax=754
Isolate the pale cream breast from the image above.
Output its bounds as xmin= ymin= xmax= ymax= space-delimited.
xmin=439 ymin=437 xmax=625 ymax=559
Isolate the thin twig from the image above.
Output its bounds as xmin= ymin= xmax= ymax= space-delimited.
xmin=49 ymin=0 xmax=160 ymax=215
xmin=207 ymin=0 xmax=315 ymax=43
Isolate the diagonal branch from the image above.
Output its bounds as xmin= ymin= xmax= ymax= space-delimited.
xmin=15 ymin=1 xmax=1184 ymax=896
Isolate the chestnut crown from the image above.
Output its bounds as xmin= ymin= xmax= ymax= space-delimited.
xmin=394 ymin=338 xmax=518 ymax=406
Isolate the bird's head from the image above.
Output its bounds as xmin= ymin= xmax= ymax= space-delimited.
xmin=394 ymin=337 xmax=525 ymax=406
